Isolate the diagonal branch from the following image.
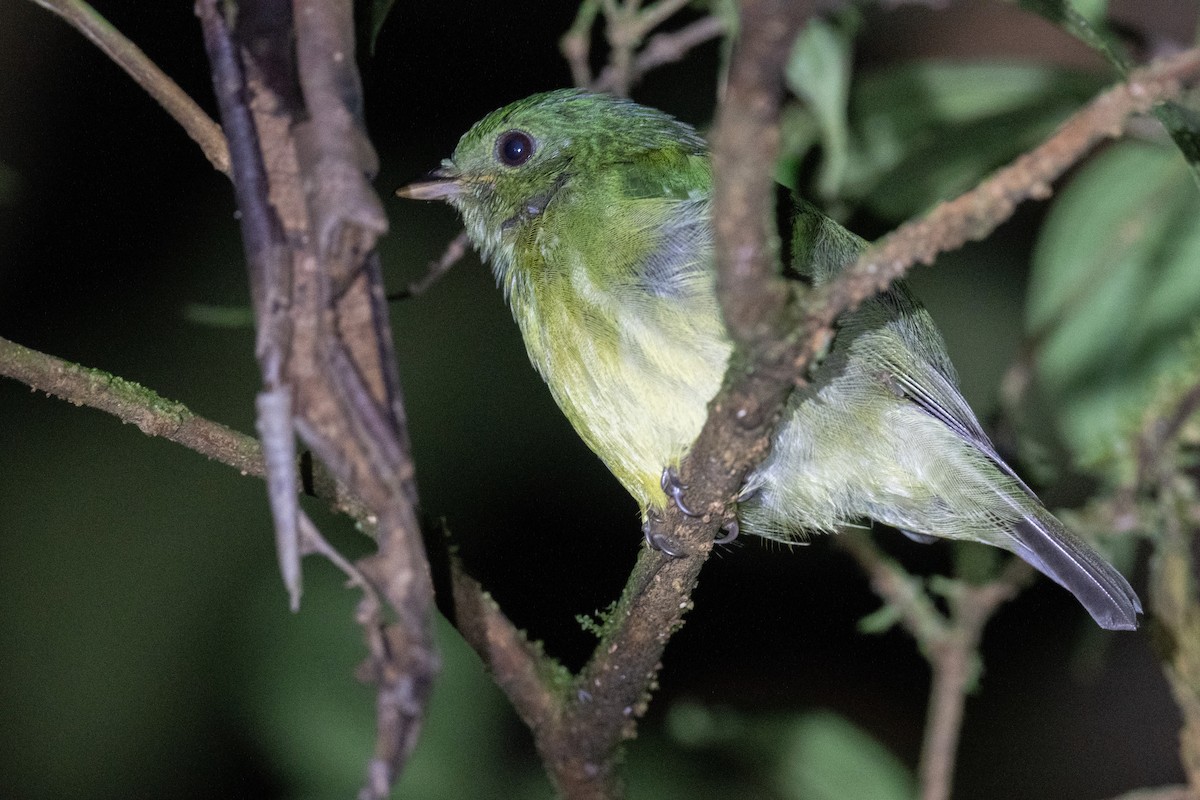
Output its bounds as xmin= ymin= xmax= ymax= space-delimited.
xmin=0 ymin=335 xmax=262 ymax=473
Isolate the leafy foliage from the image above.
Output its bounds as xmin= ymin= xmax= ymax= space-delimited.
xmin=1026 ymin=141 xmax=1200 ymax=476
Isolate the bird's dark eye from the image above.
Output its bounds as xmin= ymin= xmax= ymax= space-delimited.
xmin=497 ymin=130 xmax=535 ymax=167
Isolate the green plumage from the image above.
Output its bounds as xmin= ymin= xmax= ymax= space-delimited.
xmin=400 ymin=89 xmax=1141 ymax=631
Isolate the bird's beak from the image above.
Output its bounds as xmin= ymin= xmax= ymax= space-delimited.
xmin=396 ymin=167 xmax=462 ymax=201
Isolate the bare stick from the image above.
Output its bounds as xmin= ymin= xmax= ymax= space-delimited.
xmin=30 ymin=0 xmax=230 ymax=174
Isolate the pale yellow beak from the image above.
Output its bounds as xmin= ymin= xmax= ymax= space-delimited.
xmin=396 ymin=169 xmax=461 ymax=201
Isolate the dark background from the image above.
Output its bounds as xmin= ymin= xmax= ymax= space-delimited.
xmin=0 ymin=1 xmax=1188 ymax=798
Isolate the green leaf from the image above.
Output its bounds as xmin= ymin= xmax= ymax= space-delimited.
xmin=776 ymin=711 xmax=914 ymax=800
xmin=367 ymin=0 xmax=398 ymax=54
xmin=182 ymin=302 xmax=255 ymax=328
xmin=785 ymin=14 xmax=857 ymax=200
xmin=1017 ymin=0 xmax=1129 ymax=69
xmin=1155 ymin=100 xmax=1200 ymax=184
xmin=1016 ymin=0 xmax=1200 ymax=181
xmin=1070 ymin=0 xmax=1109 ymax=24
xmin=1027 ymin=141 xmax=1200 ymax=474
xmin=842 ymin=62 xmax=1103 ymax=219
xmin=0 ymin=161 xmax=19 ymax=206
xmin=856 ymin=601 xmax=902 ymax=634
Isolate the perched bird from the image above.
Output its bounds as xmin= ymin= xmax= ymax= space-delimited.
xmin=399 ymin=89 xmax=1141 ymax=631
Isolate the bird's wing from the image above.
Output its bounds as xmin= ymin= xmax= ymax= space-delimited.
xmin=791 ymin=197 xmax=1036 ymax=495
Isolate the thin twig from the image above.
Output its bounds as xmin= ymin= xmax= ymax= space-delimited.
xmin=835 ymin=534 xmax=949 ymax=643
xmin=839 ymin=532 xmax=1033 ymax=800
xmin=595 ymin=0 xmax=713 ymax=96
xmin=387 ymin=230 xmax=471 ymax=300
xmin=562 ymin=0 xmax=601 ymax=88
xmin=592 ymin=14 xmax=728 ymax=93
xmin=917 ymin=559 xmax=1033 ymax=800
xmin=636 ymin=0 xmax=694 ymax=36
xmin=30 ymin=0 xmax=230 ymax=174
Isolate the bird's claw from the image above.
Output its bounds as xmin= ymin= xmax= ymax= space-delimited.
xmin=660 ymin=465 xmax=699 ymax=517
xmin=643 ymin=520 xmax=686 ymax=558
xmin=714 ymin=517 xmax=739 ymax=545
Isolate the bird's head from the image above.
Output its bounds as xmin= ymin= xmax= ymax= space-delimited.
xmin=398 ymin=89 xmax=707 ymax=262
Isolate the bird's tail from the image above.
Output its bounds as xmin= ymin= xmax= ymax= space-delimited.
xmin=1006 ymin=511 xmax=1141 ymax=631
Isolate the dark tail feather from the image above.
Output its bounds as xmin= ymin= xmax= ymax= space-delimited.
xmin=1008 ymin=514 xmax=1142 ymax=631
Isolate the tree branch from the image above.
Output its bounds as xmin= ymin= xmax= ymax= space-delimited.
xmin=196 ymin=2 xmax=434 ymax=796
xmin=591 ymin=14 xmax=728 ymax=93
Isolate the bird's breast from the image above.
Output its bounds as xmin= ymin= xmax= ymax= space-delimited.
xmin=512 ymin=263 xmax=730 ymax=511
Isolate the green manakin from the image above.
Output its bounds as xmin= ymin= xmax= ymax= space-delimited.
xmin=399 ymin=89 xmax=1140 ymax=631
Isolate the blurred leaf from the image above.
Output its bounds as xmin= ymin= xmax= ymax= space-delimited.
xmin=1016 ymin=0 xmax=1129 ymax=69
xmin=1070 ymin=0 xmax=1108 ymax=24
xmin=777 ymin=102 xmax=822 ymax=191
xmin=842 ymin=62 xmax=1102 ymax=219
xmin=1155 ymin=100 xmax=1200 ymax=182
xmin=776 ymin=711 xmax=914 ymax=800
xmin=776 ymin=61 xmax=1104 ymax=217
xmin=785 ymin=14 xmax=857 ymax=200
xmin=243 ymin=567 xmax=532 ymax=798
xmin=367 ymin=0 xmax=398 ymax=54
xmin=952 ymin=540 xmax=1003 ymax=586
xmin=1027 ymin=141 xmax=1200 ymax=475
xmin=183 ymin=302 xmax=255 ymax=328
xmin=1016 ymin=0 xmax=1200 ymax=180
xmin=857 ymin=601 xmax=902 ymax=634
xmin=661 ymin=703 xmax=914 ymax=800
xmin=0 ymin=161 xmax=19 ymax=205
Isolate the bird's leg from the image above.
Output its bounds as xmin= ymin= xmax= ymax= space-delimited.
xmin=661 ymin=465 xmax=700 ymax=517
